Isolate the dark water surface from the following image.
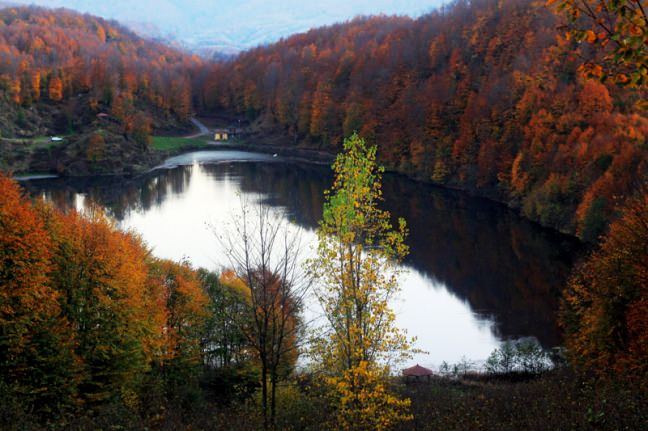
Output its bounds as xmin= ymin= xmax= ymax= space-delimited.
xmin=23 ymin=150 xmax=580 ymax=368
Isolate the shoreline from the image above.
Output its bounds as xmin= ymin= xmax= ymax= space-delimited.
xmin=14 ymin=141 xmax=582 ymax=243
xmin=187 ymin=139 xmax=583 ymax=242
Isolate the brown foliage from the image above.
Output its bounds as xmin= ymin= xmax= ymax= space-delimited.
xmin=562 ymin=191 xmax=648 ymax=381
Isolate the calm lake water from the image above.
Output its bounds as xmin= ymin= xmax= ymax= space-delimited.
xmin=22 ymin=150 xmax=579 ymax=369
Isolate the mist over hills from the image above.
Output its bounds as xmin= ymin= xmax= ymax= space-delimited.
xmin=7 ymin=0 xmax=440 ymax=54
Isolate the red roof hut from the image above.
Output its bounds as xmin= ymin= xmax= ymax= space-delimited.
xmin=402 ymin=364 xmax=434 ymax=382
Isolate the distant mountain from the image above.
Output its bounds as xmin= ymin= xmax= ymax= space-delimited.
xmin=8 ymin=0 xmax=440 ymax=54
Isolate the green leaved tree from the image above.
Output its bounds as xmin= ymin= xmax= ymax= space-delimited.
xmin=308 ymin=133 xmax=413 ymax=430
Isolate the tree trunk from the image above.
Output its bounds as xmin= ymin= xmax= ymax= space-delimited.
xmin=270 ymin=371 xmax=278 ymax=427
xmin=262 ymin=362 xmax=268 ymax=430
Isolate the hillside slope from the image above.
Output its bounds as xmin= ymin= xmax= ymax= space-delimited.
xmin=199 ymin=0 xmax=648 ymax=241
xmin=0 ymin=6 xmax=201 ymax=175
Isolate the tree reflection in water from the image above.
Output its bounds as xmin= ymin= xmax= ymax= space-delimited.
xmin=23 ymin=157 xmax=580 ymax=364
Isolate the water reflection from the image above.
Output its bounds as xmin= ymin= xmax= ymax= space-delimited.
xmin=23 ymin=151 xmax=579 ymax=367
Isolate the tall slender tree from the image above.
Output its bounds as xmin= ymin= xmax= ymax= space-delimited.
xmin=216 ymin=202 xmax=309 ymax=429
xmin=308 ymin=133 xmax=413 ymax=431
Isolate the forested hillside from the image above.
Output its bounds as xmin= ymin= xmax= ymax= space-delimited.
xmin=198 ymin=0 xmax=648 ymax=241
xmin=0 ymin=6 xmax=201 ymax=174
xmin=1 ymin=1 xmax=646 ymax=238
xmin=1 ymin=2 xmax=648 ymax=428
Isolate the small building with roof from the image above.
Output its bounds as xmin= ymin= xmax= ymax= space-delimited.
xmin=214 ymin=128 xmax=229 ymax=141
xmin=402 ymin=364 xmax=434 ymax=382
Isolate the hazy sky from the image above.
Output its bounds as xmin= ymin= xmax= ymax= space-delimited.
xmin=9 ymin=1 xmax=445 ymax=52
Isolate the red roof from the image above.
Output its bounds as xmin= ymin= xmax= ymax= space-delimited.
xmin=403 ymin=364 xmax=433 ymax=377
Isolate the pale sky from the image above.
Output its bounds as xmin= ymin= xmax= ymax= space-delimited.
xmin=8 ymin=1 xmax=445 ymax=52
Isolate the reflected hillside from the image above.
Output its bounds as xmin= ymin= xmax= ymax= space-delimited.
xmin=24 ymin=160 xmax=580 ymax=348
xmin=24 ymin=167 xmax=196 ymax=220
xmin=381 ymin=176 xmax=581 ymax=347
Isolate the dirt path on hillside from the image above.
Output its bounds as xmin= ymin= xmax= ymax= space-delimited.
xmin=184 ymin=118 xmax=210 ymax=138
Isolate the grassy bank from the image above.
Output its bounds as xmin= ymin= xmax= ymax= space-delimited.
xmin=3 ymin=368 xmax=644 ymax=430
xmin=3 ymin=134 xmax=211 ymax=177
xmin=151 ymin=135 xmax=211 ymax=151
xmin=398 ymin=370 xmax=646 ymax=430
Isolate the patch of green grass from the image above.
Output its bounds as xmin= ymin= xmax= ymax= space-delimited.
xmin=151 ymin=136 xmax=210 ymax=151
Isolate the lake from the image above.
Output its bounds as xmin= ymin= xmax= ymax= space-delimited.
xmin=22 ymin=150 xmax=579 ymax=369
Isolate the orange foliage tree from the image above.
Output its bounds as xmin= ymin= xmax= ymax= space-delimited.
xmin=148 ymin=259 xmax=209 ymax=385
xmin=0 ymin=174 xmax=211 ymax=415
xmin=47 ymin=76 xmax=63 ymax=102
xmin=0 ymin=175 xmax=78 ymax=413
xmin=548 ymin=0 xmax=648 ymax=92
xmin=46 ymin=207 xmax=161 ymax=403
xmin=561 ymin=191 xmax=648 ymax=381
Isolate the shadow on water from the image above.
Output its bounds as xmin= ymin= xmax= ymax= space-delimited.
xmin=23 ymin=160 xmax=581 ymax=349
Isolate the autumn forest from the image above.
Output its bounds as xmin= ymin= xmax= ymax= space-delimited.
xmin=198 ymin=0 xmax=648 ymax=242
xmin=1 ymin=0 xmax=647 ymax=429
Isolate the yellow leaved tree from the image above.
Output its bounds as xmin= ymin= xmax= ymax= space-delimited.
xmin=308 ymin=133 xmax=413 ymax=430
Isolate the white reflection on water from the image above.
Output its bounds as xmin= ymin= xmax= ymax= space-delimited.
xmin=156 ymin=150 xmax=279 ymax=170
xmin=116 ymin=157 xmax=501 ymax=369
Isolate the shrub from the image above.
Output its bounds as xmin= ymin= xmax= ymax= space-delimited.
xmin=485 ymin=339 xmax=552 ymax=375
